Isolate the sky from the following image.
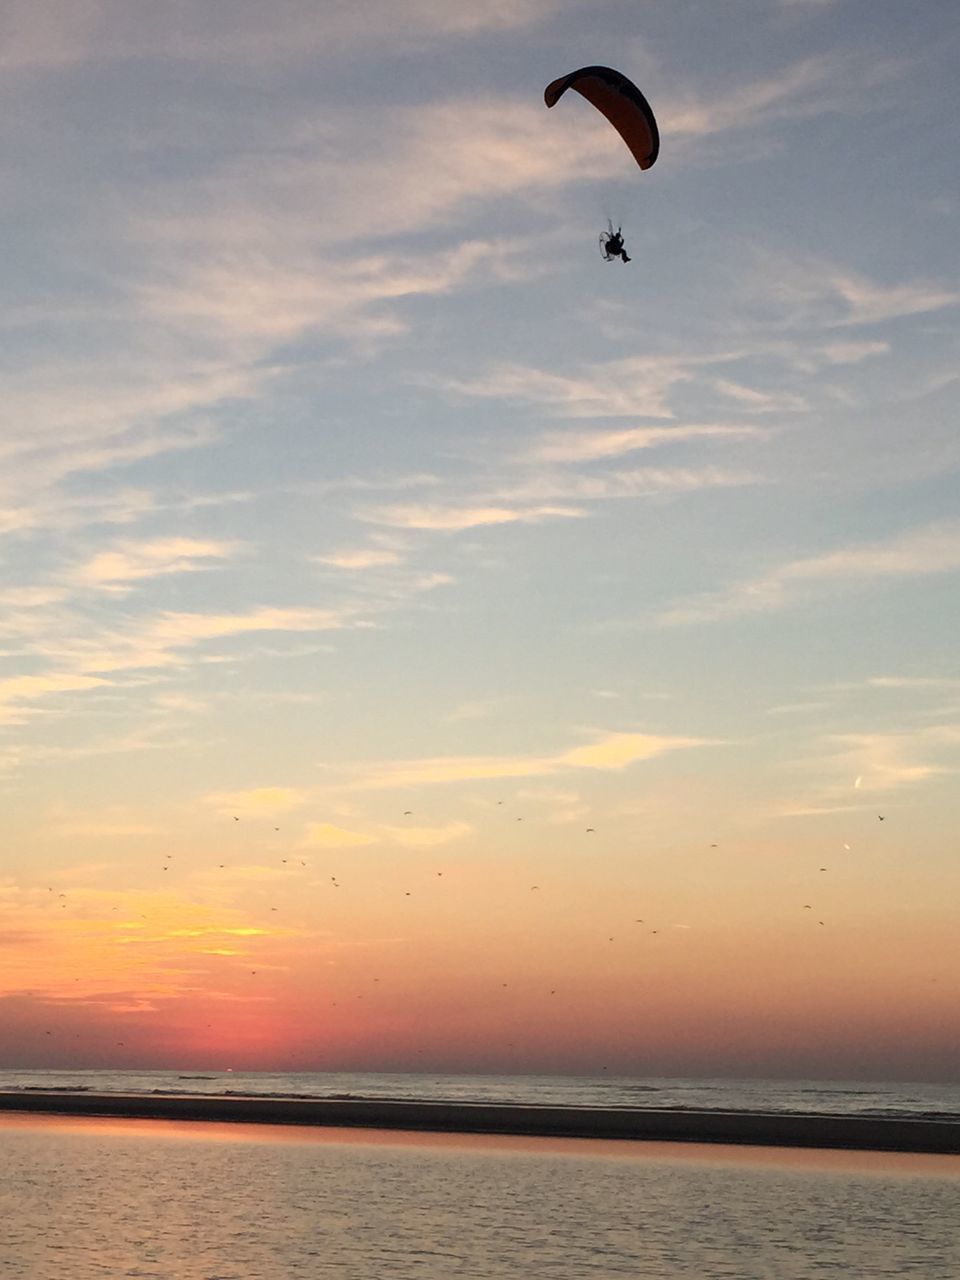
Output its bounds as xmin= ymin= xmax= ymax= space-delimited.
xmin=1 ymin=0 xmax=958 ymax=1081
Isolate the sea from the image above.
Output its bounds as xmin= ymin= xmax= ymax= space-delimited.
xmin=2 ymin=1073 xmax=958 ymax=1279
xmin=1 ymin=1068 xmax=959 ymax=1119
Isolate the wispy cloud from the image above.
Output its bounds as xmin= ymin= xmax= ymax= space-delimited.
xmin=205 ymin=787 xmax=311 ymax=818
xmin=348 ymin=729 xmax=713 ymax=789
xmin=313 ymin=547 xmax=404 ymax=570
xmin=499 ymin=466 xmax=765 ymax=504
xmin=301 ymin=822 xmax=376 ymax=849
xmin=664 ymin=52 xmax=901 ymax=145
xmin=378 ymin=821 xmax=473 ymax=848
xmin=71 ymin=537 xmax=239 ymax=593
xmin=140 ymin=237 xmax=555 ymax=349
xmin=0 ymin=673 xmax=112 ymax=726
xmin=65 ymin=605 xmax=359 ymax=675
xmin=437 ymin=356 xmax=695 ymax=419
xmin=659 ymin=521 xmax=960 ymax=625
xmin=360 ymin=503 xmax=585 ymax=532
xmin=818 ymin=725 xmax=960 ymax=795
xmin=750 ymin=255 xmax=958 ymax=329
xmin=527 ymin=423 xmax=764 ymax=464
xmin=712 ymin=378 xmax=808 ymax=413
xmin=0 ymin=0 xmax=568 ymax=72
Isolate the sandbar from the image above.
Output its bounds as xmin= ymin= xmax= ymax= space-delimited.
xmin=0 ymin=1091 xmax=957 ymax=1154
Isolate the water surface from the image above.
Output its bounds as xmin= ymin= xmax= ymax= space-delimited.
xmin=2 ymin=1115 xmax=957 ymax=1279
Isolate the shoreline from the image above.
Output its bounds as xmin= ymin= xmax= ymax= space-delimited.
xmin=1 ymin=1091 xmax=957 ymax=1154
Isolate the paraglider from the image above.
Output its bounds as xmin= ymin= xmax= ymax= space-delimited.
xmin=599 ymin=221 xmax=630 ymax=263
xmin=544 ymin=65 xmax=659 ymax=262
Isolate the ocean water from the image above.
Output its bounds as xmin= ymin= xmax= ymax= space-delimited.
xmin=1 ymin=1115 xmax=958 ymax=1279
xmin=1 ymin=1068 xmax=959 ymax=1120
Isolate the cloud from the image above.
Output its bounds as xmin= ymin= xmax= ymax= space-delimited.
xmin=205 ymin=787 xmax=311 ymax=818
xmin=751 ymin=255 xmax=958 ymax=330
xmin=0 ymin=603 xmax=361 ymax=730
xmin=663 ymin=52 xmax=901 ymax=146
xmin=437 ymin=356 xmax=692 ymax=419
xmin=820 ymin=725 xmax=960 ymax=794
xmin=360 ymin=503 xmax=584 ymax=532
xmin=379 ymin=821 xmax=472 ymax=848
xmin=528 ymin=423 xmax=763 ymax=464
xmin=435 ymin=344 xmax=797 ymax=422
xmin=712 ymin=379 xmax=808 ymax=413
xmin=499 ymin=466 xmax=764 ymax=505
xmin=313 ymin=548 xmax=404 ymax=570
xmin=139 ymin=237 xmax=554 ymax=348
xmin=772 ymin=803 xmax=870 ymax=818
xmin=0 ymin=0 xmax=567 ymax=71
xmin=71 ymin=537 xmax=238 ymax=592
xmin=659 ymin=521 xmax=960 ymax=625
xmin=349 ymin=729 xmax=713 ymax=789
xmin=301 ymin=822 xmax=376 ymax=848
xmin=66 ymin=605 xmax=359 ymax=675
xmin=0 ymin=672 xmax=112 ymax=725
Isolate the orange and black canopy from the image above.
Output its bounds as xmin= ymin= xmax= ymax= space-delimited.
xmin=544 ymin=66 xmax=659 ymax=171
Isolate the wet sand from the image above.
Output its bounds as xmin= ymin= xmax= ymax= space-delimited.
xmin=1 ymin=1090 xmax=957 ymax=1153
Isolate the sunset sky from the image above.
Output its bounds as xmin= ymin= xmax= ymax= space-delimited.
xmin=1 ymin=0 xmax=958 ymax=1081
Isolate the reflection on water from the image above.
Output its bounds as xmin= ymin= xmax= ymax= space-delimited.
xmin=2 ymin=1118 xmax=958 ymax=1279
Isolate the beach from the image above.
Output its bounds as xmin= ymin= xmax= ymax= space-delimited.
xmin=2 ymin=1112 xmax=958 ymax=1280
xmin=2 ymin=1089 xmax=959 ymax=1154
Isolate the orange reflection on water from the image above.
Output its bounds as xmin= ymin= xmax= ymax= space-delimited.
xmin=2 ymin=1112 xmax=957 ymax=1177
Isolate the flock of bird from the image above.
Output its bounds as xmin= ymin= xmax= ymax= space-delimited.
xmin=33 ymin=808 xmax=891 ymax=1044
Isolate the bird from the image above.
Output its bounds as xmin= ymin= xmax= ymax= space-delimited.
xmin=878 ymin=815 xmax=885 ymax=821
xmin=585 ymin=828 xmax=595 ymax=833
xmin=403 ymin=810 xmax=413 ymax=816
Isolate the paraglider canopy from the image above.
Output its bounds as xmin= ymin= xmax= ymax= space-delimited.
xmin=544 ymin=66 xmax=659 ymax=171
